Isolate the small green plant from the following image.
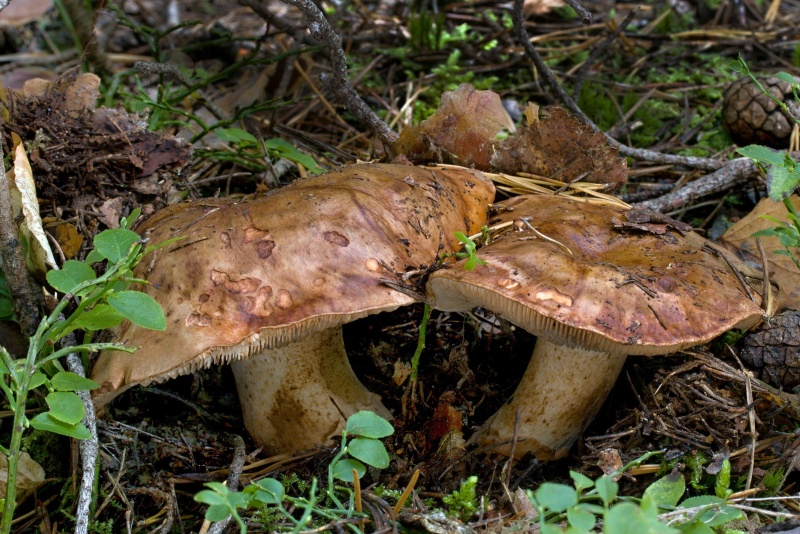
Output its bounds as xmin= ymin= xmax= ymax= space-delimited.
xmin=211 ymin=127 xmax=324 ymax=174
xmin=0 ymin=210 xmax=168 ymax=532
xmin=443 ymin=476 xmax=478 ymax=522
xmin=194 ymin=411 xmax=394 ymax=533
xmin=453 ymin=231 xmax=487 ymax=271
xmin=731 ymin=56 xmax=800 ymax=270
xmin=523 ymin=452 xmax=743 ymax=533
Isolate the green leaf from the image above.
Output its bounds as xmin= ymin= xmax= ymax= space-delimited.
xmin=247 ymin=478 xmax=284 ymax=505
xmin=348 ymin=437 xmax=390 ymax=469
xmin=204 ymin=504 xmax=231 ymax=522
xmin=714 ymin=459 xmax=731 ymax=498
xmin=194 ymin=483 xmax=229 ymax=505
xmin=51 ymin=371 xmax=99 ymax=392
xmin=94 ymin=229 xmax=141 ymax=262
xmin=84 ymin=249 xmax=104 ymax=264
xmin=679 ymin=521 xmax=714 ymax=534
xmin=567 ymin=506 xmax=596 ymax=531
xmin=775 ymin=72 xmax=798 ymax=85
xmin=108 ymin=291 xmax=166 ymax=331
xmin=766 ymin=165 xmax=799 ymax=201
xmin=603 ymin=502 xmax=678 ymax=534
xmin=29 ymin=371 xmax=47 ymax=389
xmin=570 ymin=471 xmax=595 ymax=492
xmin=74 ymin=304 xmax=126 ymax=331
xmin=534 ymin=483 xmax=577 ymax=513
xmin=737 ymin=145 xmax=785 ymax=166
xmin=46 ymin=260 xmax=96 ymax=293
xmin=642 ymin=472 xmax=685 ymax=508
xmin=332 ymin=458 xmax=366 ymax=482
xmin=30 ymin=412 xmax=91 ymax=439
xmin=45 ymin=391 xmax=85 ymax=424
xmin=264 ymin=138 xmax=324 ymax=174
xmin=679 ymin=496 xmax=744 ymax=527
xmin=216 ymin=127 xmax=258 ymax=144
xmin=464 ymin=255 xmax=478 ymax=270
xmin=595 ymin=476 xmax=618 ymax=508
xmin=345 ymin=411 xmax=394 ymax=438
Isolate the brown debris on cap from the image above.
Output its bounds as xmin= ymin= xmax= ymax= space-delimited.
xmin=491 ymin=107 xmax=627 ymax=190
xmin=92 ymin=162 xmax=494 ymax=405
xmin=431 ymin=195 xmax=765 ymax=354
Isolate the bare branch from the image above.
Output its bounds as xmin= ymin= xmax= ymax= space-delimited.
xmin=279 ymin=0 xmax=399 ymax=146
xmin=512 ymin=0 xmax=723 ymax=171
xmin=632 ymin=158 xmax=757 ymax=213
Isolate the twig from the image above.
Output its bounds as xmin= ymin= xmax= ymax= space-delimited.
xmin=572 ymin=8 xmax=637 ymax=100
xmin=0 ymin=141 xmax=43 ymax=337
xmin=632 ymin=158 xmax=757 ymax=213
xmin=511 ymin=0 xmax=723 ymax=171
xmin=278 ymin=0 xmax=399 ymax=146
xmin=65 ymin=334 xmax=98 ymax=534
xmin=563 ymin=0 xmax=593 ymax=24
xmin=204 ymin=435 xmax=247 ymax=534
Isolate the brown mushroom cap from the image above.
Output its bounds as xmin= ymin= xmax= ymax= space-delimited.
xmin=427 ymin=195 xmax=768 ymax=458
xmin=92 ymin=163 xmax=494 ymax=422
xmin=430 ymin=195 xmax=765 ymax=355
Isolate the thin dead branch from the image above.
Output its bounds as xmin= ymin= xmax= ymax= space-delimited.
xmin=511 ymin=0 xmax=725 ymax=172
xmin=279 ymin=0 xmax=399 ymax=146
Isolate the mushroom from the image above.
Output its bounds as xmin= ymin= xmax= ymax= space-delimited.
xmin=91 ymin=163 xmax=495 ymax=454
xmin=427 ymin=195 xmax=770 ymax=459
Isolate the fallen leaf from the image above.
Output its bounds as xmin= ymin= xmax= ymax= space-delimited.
xmin=0 ymin=451 xmax=45 ymax=500
xmin=7 ymin=132 xmax=57 ymax=278
xmin=392 ymin=84 xmax=515 ymax=169
xmin=524 ymin=0 xmax=565 ymax=16
xmin=720 ymin=195 xmax=800 ymax=311
xmin=97 ymin=198 xmax=124 ymax=229
xmin=492 ymin=107 xmax=628 ymax=189
xmin=393 ymin=360 xmax=412 ymax=386
xmin=0 ymin=0 xmax=53 ymax=26
xmin=54 ymin=222 xmax=83 ymax=259
xmin=597 ymin=448 xmax=624 ymax=480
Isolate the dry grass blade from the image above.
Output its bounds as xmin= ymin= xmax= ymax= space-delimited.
xmin=484 ymin=170 xmax=630 ymax=208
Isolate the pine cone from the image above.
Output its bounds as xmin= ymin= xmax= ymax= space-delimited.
xmin=722 ymin=75 xmax=800 ymax=148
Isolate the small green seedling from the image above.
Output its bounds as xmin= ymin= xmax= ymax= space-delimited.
xmin=443 ymin=476 xmax=478 ymax=522
xmin=454 ymin=231 xmax=486 ymax=270
xmin=0 ymin=210 xmax=169 ymax=533
xmin=195 ymin=411 xmax=394 ymax=533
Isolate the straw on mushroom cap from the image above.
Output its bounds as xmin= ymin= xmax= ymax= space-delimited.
xmin=91 ymin=163 xmax=495 ymax=454
xmin=427 ymin=195 xmax=770 ymax=459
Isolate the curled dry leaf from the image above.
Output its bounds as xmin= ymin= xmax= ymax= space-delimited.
xmin=392 ymin=84 xmax=515 ymax=169
xmin=391 ymin=84 xmax=627 ymax=190
xmin=720 ymin=195 xmax=800 ymax=311
xmin=0 ymin=451 xmax=45 ymax=500
xmin=7 ymin=132 xmax=57 ymax=278
xmin=492 ymin=107 xmax=627 ymax=189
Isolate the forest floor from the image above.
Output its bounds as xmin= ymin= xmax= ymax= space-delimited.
xmin=2 ymin=0 xmax=800 ymax=531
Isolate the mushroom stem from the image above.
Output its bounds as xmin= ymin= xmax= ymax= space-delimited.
xmin=471 ymin=338 xmax=627 ymax=459
xmin=230 ymin=327 xmax=391 ymax=454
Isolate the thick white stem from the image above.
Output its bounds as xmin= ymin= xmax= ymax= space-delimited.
xmin=472 ymin=338 xmax=627 ymax=459
xmin=230 ymin=327 xmax=391 ymax=454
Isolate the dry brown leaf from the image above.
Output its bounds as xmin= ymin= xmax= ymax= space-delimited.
xmin=7 ymin=132 xmax=56 ymax=277
xmin=491 ymin=107 xmax=628 ymax=189
xmin=0 ymin=452 xmax=45 ymax=500
xmin=597 ymin=448 xmax=624 ymax=480
xmin=392 ymin=84 xmax=515 ymax=169
xmin=721 ymin=195 xmax=800 ymax=311
xmin=393 ymin=360 xmax=412 ymax=386
xmin=524 ymin=0 xmax=565 ymax=16
xmin=0 ymin=0 xmax=53 ymax=26
xmin=54 ymin=222 xmax=83 ymax=259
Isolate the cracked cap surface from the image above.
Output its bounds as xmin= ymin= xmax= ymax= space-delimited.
xmin=428 ymin=195 xmax=767 ymax=355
